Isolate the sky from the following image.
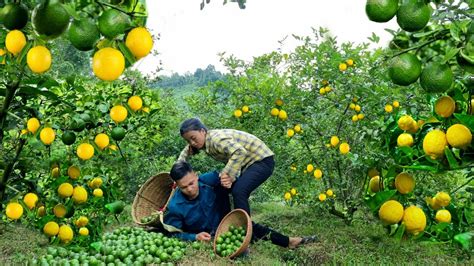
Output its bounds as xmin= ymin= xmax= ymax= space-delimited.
xmin=134 ymin=0 xmax=398 ymax=76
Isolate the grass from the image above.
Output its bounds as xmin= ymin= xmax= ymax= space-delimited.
xmin=0 ymin=202 xmax=471 ymax=265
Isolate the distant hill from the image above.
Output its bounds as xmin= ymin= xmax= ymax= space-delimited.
xmin=150 ymin=65 xmax=225 ymax=104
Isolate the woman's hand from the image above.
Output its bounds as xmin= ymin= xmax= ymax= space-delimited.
xmin=220 ymin=172 xmax=233 ymax=188
xmin=196 ymin=232 xmax=211 ymax=242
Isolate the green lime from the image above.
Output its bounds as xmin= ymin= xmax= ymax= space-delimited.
xmin=396 ymin=0 xmax=431 ymax=32
xmin=388 ymin=53 xmax=422 ymax=86
xmin=111 ymin=126 xmax=126 ymax=141
xmin=61 ymin=131 xmax=76 ymax=145
xmin=1 ymin=3 xmax=28 ymax=30
xmin=365 ymin=0 xmax=398 ymax=23
xmin=70 ymin=118 xmax=85 ymax=132
xmin=420 ymin=62 xmax=453 ymax=93
xmin=68 ymin=18 xmax=100 ymax=51
xmin=98 ymin=9 xmax=131 ymax=39
xmin=32 ymin=1 xmax=70 ymax=39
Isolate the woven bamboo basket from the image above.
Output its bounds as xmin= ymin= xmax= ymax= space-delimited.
xmin=213 ymin=208 xmax=252 ymax=259
xmin=131 ymin=172 xmax=177 ymax=230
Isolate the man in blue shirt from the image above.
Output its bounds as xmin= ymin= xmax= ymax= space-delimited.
xmin=164 ymin=161 xmax=317 ymax=247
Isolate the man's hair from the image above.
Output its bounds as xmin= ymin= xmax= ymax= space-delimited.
xmin=179 ymin=118 xmax=207 ymax=136
xmin=170 ymin=161 xmax=193 ymax=181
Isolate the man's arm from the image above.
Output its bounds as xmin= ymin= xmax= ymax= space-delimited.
xmin=198 ymin=171 xmax=220 ymax=187
xmin=164 ymin=209 xmax=196 ymax=241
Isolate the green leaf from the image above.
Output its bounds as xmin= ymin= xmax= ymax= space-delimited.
xmin=445 ymin=147 xmax=460 ymax=169
xmin=454 ymin=113 xmax=474 ymax=131
xmin=453 ymin=232 xmax=473 ymax=251
xmin=118 ymin=41 xmax=136 ymax=68
xmin=403 ymin=164 xmax=439 ymax=172
xmin=393 ymin=223 xmax=406 ymax=241
xmin=18 ymin=86 xmax=61 ymax=101
xmin=450 ymin=23 xmax=462 ymax=42
xmin=444 ymin=47 xmax=460 ymax=63
xmin=365 ymin=190 xmax=397 ymax=212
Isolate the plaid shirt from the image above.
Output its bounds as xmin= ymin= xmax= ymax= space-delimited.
xmin=178 ymin=129 xmax=274 ymax=179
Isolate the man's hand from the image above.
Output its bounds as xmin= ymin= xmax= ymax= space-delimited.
xmin=219 ymin=172 xmax=233 ymax=188
xmin=196 ymin=232 xmax=211 ymax=242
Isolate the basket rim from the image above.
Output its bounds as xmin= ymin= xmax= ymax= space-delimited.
xmin=131 ymin=172 xmax=175 ymax=225
xmin=213 ymin=208 xmax=252 ymax=259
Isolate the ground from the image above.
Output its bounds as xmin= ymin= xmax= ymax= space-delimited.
xmin=0 ymin=202 xmax=471 ymax=265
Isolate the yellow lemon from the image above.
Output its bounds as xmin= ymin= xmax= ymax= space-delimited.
xmin=423 ymin=129 xmax=447 ymax=159
xmin=275 ymin=99 xmax=284 ymax=106
xmin=91 ymin=177 xmax=103 ymax=188
xmin=355 ymin=105 xmax=361 ymax=112
xmin=435 ymin=209 xmax=451 ymax=223
xmin=284 ymin=192 xmax=291 ymax=200
xmin=27 ymin=45 xmax=52 ymax=74
xmin=77 ymin=143 xmax=94 ymax=160
xmin=290 ymin=188 xmax=297 ymax=195
xmin=5 ymin=30 xmax=26 ymax=55
xmin=27 ymin=118 xmax=40 ymax=133
xmin=330 ymin=136 xmax=340 ymax=147
xmin=43 ymin=221 xmax=60 ymax=237
xmin=67 ymin=165 xmax=80 ymax=179
xmin=79 ymin=227 xmax=89 ymax=236
xmin=93 ymin=188 xmax=103 ymax=197
xmin=393 ymin=100 xmax=400 ymax=108
xmin=397 ymin=133 xmax=414 ymax=147
xmin=446 ymin=124 xmax=472 ymax=149
xmin=270 ymin=108 xmax=280 ymax=117
xmin=53 ymin=204 xmax=67 ymax=218
xmin=110 ymin=105 xmax=128 ymax=123
xmin=385 ymin=104 xmax=393 ymax=113
xmin=58 ymin=183 xmax=74 ymax=198
xmin=434 ymin=192 xmax=451 ymax=207
xmin=5 ymin=202 xmax=23 ymax=220
xmin=94 ymin=133 xmax=110 ymax=150
xmin=394 ymin=172 xmax=415 ymax=194
xmin=339 ymin=142 xmax=350 ymax=154
xmin=287 ymin=128 xmax=295 ymax=137
xmin=398 ymin=115 xmax=416 ymax=131
xmin=278 ymin=110 xmax=288 ymax=120
xmin=313 ymin=169 xmax=323 ymax=179
xmin=357 ymin=113 xmax=365 ymax=120
xmin=234 ymin=109 xmax=242 ymax=118
xmin=294 ymin=124 xmax=302 ymax=133
xmin=319 ymin=193 xmax=327 ymax=201
xmin=72 ymin=186 xmax=88 ymax=204
xmin=326 ymin=189 xmax=334 ymax=197
xmin=23 ymin=193 xmax=39 ymax=209
xmin=402 ymin=205 xmax=426 ymax=235
xmin=352 ymin=115 xmax=359 ymax=122
xmin=242 ymin=105 xmax=250 ymax=113
xmin=127 ymin=95 xmax=143 ymax=111
xmin=92 ymin=47 xmax=125 ymax=81
xmin=58 ymin=225 xmax=74 ymax=243
xmin=125 ymin=27 xmax=153 ymax=59
xmin=346 ymin=59 xmax=354 ymax=66
xmin=434 ymin=96 xmax=455 ymax=118
xmin=378 ymin=200 xmax=404 ymax=225
xmin=339 ymin=62 xmax=347 ymax=71
xmin=75 ymin=216 xmax=89 ymax=227
xmin=369 ymin=176 xmax=383 ymax=192
xmin=306 ymin=164 xmax=314 ymax=173
xmin=40 ymin=127 xmax=55 ymax=145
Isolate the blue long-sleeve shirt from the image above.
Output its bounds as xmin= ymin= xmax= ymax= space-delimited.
xmin=164 ymin=171 xmax=222 ymax=241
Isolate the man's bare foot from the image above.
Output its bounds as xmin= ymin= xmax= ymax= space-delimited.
xmin=288 ymin=235 xmax=319 ymax=249
xmin=288 ymin=237 xmax=303 ymax=249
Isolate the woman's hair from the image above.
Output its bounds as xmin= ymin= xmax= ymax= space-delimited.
xmin=170 ymin=161 xmax=193 ymax=181
xmin=179 ymin=118 xmax=207 ymax=135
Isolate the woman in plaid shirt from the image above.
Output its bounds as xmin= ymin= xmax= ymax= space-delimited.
xmin=177 ymin=118 xmax=275 ymax=216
